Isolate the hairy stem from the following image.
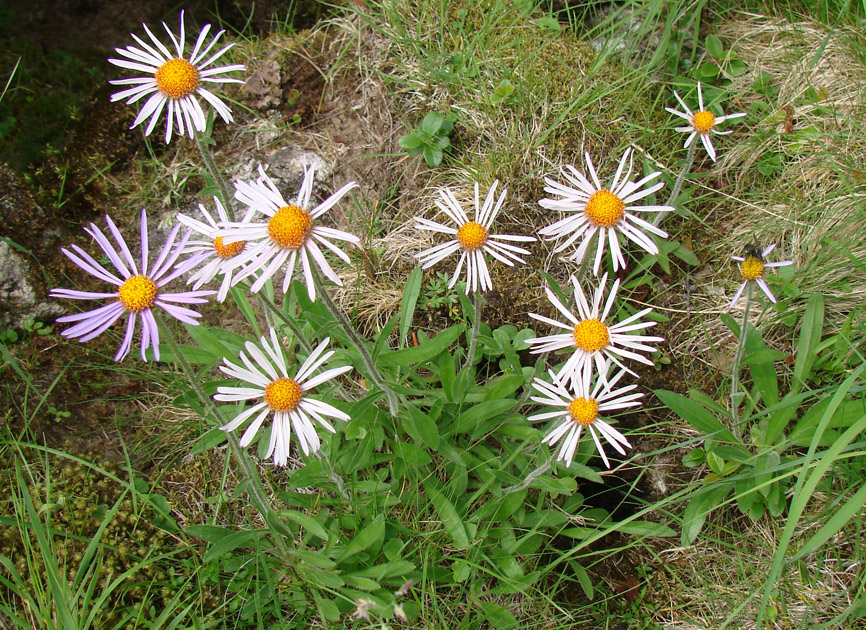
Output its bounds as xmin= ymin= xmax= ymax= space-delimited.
xmin=502 ymin=456 xmax=554 ymax=495
xmin=311 ymin=270 xmax=401 ymax=416
xmin=730 ymin=283 xmax=753 ymax=439
xmin=462 ymin=290 xmax=484 ymax=373
xmin=653 ymin=140 xmax=697 ymax=228
xmin=159 ymin=317 xmax=289 ymax=553
xmin=194 ymin=131 xmax=235 ymax=221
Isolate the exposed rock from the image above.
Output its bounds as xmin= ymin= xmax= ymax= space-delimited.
xmin=0 ymin=240 xmax=64 ymax=329
xmin=0 ymin=164 xmax=64 ymax=330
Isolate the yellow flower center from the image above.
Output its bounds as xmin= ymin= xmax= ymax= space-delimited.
xmin=264 ymin=377 xmax=303 ymax=412
xmin=692 ymin=110 xmax=716 ymax=134
xmin=268 ymin=206 xmax=313 ymax=249
xmin=740 ymin=256 xmax=765 ymax=281
xmin=154 ymin=58 xmax=200 ymax=99
xmin=584 ymin=190 xmax=625 ymax=228
xmin=568 ymin=397 xmax=599 ymax=426
xmin=213 ymin=236 xmax=245 ymax=259
xmin=117 ymin=275 xmax=158 ymax=312
xmin=456 ymin=221 xmax=488 ymax=250
xmin=573 ymin=318 xmax=610 ymax=352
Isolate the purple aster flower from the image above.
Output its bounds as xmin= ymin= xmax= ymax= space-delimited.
xmin=50 ymin=210 xmax=215 ymax=361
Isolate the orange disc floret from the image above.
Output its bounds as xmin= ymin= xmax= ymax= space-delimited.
xmin=692 ymin=110 xmax=716 ymax=134
xmin=568 ymin=397 xmax=599 ymax=426
xmin=155 ymin=58 xmax=200 ymax=99
xmin=740 ymin=256 xmax=765 ymax=281
xmin=457 ymin=221 xmax=488 ymax=250
xmin=213 ymin=236 xmax=245 ymax=259
xmin=268 ymin=206 xmax=313 ymax=249
xmin=118 ymin=275 xmax=158 ymax=312
xmin=584 ymin=189 xmax=625 ymax=228
xmin=573 ymin=318 xmax=610 ymax=352
xmin=264 ymin=377 xmax=303 ymax=412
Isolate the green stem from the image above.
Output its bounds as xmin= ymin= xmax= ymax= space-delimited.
xmin=730 ymin=283 xmax=753 ymax=440
xmin=462 ymin=290 xmax=484 ymax=373
xmin=158 ymin=316 xmax=289 ymax=554
xmin=311 ymin=270 xmax=401 ymax=416
xmin=194 ymin=131 xmax=235 ymax=221
xmin=653 ymin=140 xmax=697 ymax=228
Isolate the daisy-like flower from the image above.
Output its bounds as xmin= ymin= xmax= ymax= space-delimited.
xmin=665 ymin=81 xmax=746 ymax=162
xmin=526 ymin=273 xmax=663 ymax=385
xmin=729 ymin=243 xmax=793 ymax=308
xmin=538 ymin=148 xmax=671 ymax=276
xmin=215 ymin=330 xmax=352 ymax=466
xmin=176 ymin=197 xmax=249 ymax=303
xmin=414 ymin=181 xmax=536 ymax=294
xmin=108 ymin=11 xmax=245 ymax=144
xmin=217 ymin=164 xmax=360 ymax=302
xmin=528 ymin=363 xmax=642 ymax=468
xmin=50 ymin=210 xmax=214 ymax=362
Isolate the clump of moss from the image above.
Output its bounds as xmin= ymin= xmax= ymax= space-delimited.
xmin=0 ymin=450 xmax=220 ymax=628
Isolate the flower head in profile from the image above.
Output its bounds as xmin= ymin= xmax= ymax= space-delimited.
xmin=108 ymin=10 xmax=245 ymax=143
xmin=729 ymin=243 xmax=793 ymax=308
xmin=528 ymin=363 xmax=641 ymax=468
xmin=415 ymin=181 xmax=536 ymax=294
xmin=218 ymin=164 xmax=360 ymax=302
xmin=50 ymin=210 xmax=214 ymax=362
xmin=666 ymin=82 xmax=745 ymax=162
xmin=215 ymin=330 xmax=352 ymax=466
xmin=538 ymin=148 xmax=671 ymax=276
xmin=176 ymin=197 xmax=247 ymax=302
xmin=526 ymin=273 xmax=663 ymax=386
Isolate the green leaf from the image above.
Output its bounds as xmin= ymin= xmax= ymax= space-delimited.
xmin=529 ymin=475 xmax=577 ymax=494
xmin=351 ymin=559 xmax=415 ymax=579
xmin=423 ymin=144 xmax=444 ymax=167
xmin=705 ymin=34 xmax=724 ymax=59
xmin=316 ymin=597 xmax=341 ymax=622
xmin=425 ymin=482 xmax=470 ymax=549
xmin=569 ymin=560 xmax=594 ymax=599
xmin=404 ymin=405 xmax=440 ymax=450
xmin=793 ymin=294 xmax=824 ymax=389
xmin=338 ymin=515 xmax=385 ymax=563
xmin=399 ymin=267 xmax=422 ymax=348
xmin=479 ymin=601 xmax=519 ymax=629
xmin=398 ymin=133 xmax=423 ymax=149
xmin=682 ymin=483 xmax=732 ymax=544
xmin=202 ymin=530 xmax=260 ymax=562
xmin=185 ymin=524 xmax=235 ymax=543
xmin=393 ymin=441 xmax=433 ymax=466
xmin=418 ymin=112 xmax=444 ymax=136
xmin=229 ymin=285 xmax=261 ymax=337
xmin=452 ymin=399 xmax=515 ymax=434
xmin=280 ymin=510 xmax=329 ymax=541
xmin=728 ymin=58 xmax=748 ymax=77
xmin=378 ymin=324 xmax=464 ymax=367
xmin=655 ymin=389 xmax=739 ymax=445
xmin=483 ymin=374 xmax=525 ymax=401
xmin=191 ymin=427 xmax=228 ymax=455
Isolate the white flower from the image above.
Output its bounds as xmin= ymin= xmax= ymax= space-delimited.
xmin=218 ymin=164 xmax=360 ymax=302
xmin=215 ymin=330 xmax=352 ymax=466
xmin=538 ymin=148 xmax=671 ymax=276
xmin=414 ymin=181 xmax=536 ymax=294
xmin=108 ymin=10 xmax=245 ymax=143
xmin=176 ymin=197 xmax=248 ymax=302
xmin=665 ymin=82 xmax=745 ymax=162
xmin=528 ymin=364 xmax=642 ymax=468
xmin=526 ymin=273 xmax=663 ymax=386
xmin=729 ymin=243 xmax=794 ymax=308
